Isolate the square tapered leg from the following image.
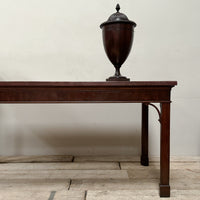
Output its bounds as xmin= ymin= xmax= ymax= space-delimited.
xmin=141 ymin=103 xmax=149 ymax=166
xmin=160 ymin=103 xmax=170 ymax=197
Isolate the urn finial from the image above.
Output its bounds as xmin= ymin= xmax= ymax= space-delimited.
xmin=116 ymin=4 xmax=120 ymax=12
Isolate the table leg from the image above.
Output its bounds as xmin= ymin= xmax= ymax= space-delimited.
xmin=160 ymin=102 xmax=170 ymax=197
xmin=141 ymin=103 xmax=149 ymax=166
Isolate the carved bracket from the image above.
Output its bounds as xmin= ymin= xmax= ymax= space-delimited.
xmin=145 ymin=103 xmax=161 ymax=123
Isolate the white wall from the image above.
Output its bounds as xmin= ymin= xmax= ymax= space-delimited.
xmin=0 ymin=0 xmax=199 ymax=156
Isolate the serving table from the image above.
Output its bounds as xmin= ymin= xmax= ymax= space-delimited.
xmin=0 ymin=81 xmax=177 ymax=197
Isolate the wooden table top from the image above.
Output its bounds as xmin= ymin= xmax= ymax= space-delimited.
xmin=0 ymin=81 xmax=177 ymax=87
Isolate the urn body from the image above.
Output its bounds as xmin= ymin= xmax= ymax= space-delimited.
xmin=100 ymin=4 xmax=136 ymax=81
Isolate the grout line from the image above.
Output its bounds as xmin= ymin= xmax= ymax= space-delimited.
xmin=118 ymin=162 xmax=121 ymax=170
xmin=84 ymin=190 xmax=88 ymax=200
xmin=0 ymin=155 xmax=199 ymax=163
xmin=68 ymin=179 xmax=72 ymax=190
xmin=48 ymin=191 xmax=56 ymax=200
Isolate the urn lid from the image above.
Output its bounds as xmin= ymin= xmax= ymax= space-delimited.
xmin=100 ymin=4 xmax=136 ymax=28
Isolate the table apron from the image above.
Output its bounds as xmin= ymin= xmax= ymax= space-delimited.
xmin=0 ymin=87 xmax=172 ymax=103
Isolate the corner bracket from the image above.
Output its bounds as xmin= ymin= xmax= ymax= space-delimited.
xmin=145 ymin=103 xmax=161 ymax=123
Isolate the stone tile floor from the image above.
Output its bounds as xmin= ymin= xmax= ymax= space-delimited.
xmin=0 ymin=155 xmax=199 ymax=200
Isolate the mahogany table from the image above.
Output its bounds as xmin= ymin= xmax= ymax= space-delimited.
xmin=0 ymin=81 xmax=177 ymax=197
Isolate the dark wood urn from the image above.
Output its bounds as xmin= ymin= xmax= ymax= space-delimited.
xmin=100 ymin=4 xmax=136 ymax=81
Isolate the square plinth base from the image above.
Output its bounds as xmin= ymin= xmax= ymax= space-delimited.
xmin=106 ymin=76 xmax=130 ymax=81
xmin=159 ymin=184 xmax=170 ymax=197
